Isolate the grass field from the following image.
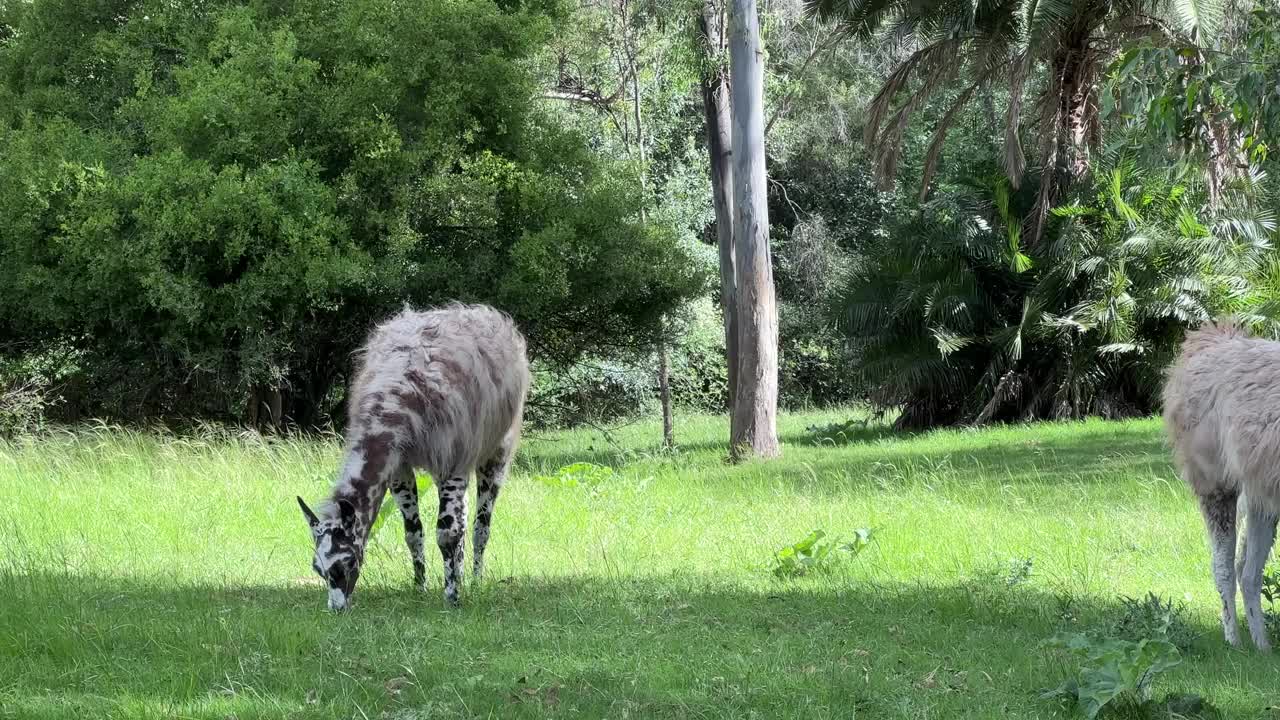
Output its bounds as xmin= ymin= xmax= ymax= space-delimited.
xmin=2 ymin=411 xmax=1279 ymax=719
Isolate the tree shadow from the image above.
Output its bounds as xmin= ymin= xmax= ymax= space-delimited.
xmin=0 ymin=569 xmax=1264 ymax=719
xmin=781 ymin=423 xmax=906 ymax=447
xmin=521 ymin=420 xmax=1171 ymax=492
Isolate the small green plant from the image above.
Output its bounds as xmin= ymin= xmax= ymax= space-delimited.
xmin=533 ymin=462 xmax=615 ymax=488
xmin=804 ymin=418 xmax=869 ymax=446
xmin=1003 ymin=557 xmax=1034 ymax=586
xmin=1112 ymin=592 xmax=1199 ymax=654
xmin=1264 ymin=565 xmax=1280 ymax=637
xmin=1042 ymin=633 xmax=1184 ymax=719
xmin=971 ymin=556 xmax=1035 ymax=588
xmin=771 ymin=528 xmax=874 ymax=579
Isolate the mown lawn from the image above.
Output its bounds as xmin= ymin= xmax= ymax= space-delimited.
xmin=2 ymin=412 xmax=1278 ymax=719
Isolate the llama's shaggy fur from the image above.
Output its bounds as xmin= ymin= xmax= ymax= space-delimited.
xmin=1164 ymin=319 xmax=1280 ymax=650
xmin=298 ymin=303 xmax=530 ymax=610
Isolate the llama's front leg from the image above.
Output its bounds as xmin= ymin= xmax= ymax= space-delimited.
xmin=390 ymin=467 xmax=426 ymax=590
xmin=1199 ymin=488 xmax=1242 ymax=647
xmin=435 ymin=475 xmax=468 ymax=606
xmin=1239 ymin=501 xmax=1278 ymax=652
xmin=473 ymin=451 xmax=512 ymax=582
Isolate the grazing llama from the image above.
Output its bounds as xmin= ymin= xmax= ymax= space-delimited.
xmin=1163 ymin=320 xmax=1279 ymax=651
xmin=297 ymin=303 xmax=529 ymax=611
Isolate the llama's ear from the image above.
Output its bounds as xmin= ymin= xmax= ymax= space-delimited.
xmin=297 ymin=496 xmax=320 ymax=528
xmin=337 ymin=498 xmax=357 ymax=526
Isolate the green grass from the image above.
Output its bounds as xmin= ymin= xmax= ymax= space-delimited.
xmin=2 ymin=411 xmax=1279 ymax=719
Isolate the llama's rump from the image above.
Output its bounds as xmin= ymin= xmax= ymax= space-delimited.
xmin=346 ymin=303 xmax=530 ymax=479
xmin=1163 ymin=320 xmax=1280 ymax=508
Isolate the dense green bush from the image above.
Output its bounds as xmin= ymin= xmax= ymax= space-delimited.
xmin=0 ymin=0 xmax=707 ymax=426
xmin=526 ymin=359 xmax=657 ymax=429
xmin=768 ymin=154 xmax=884 ymax=410
xmin=837 ymin=161 xmax=1278 ymax=429
xmin=525 ymin=299 xmax=729 ymax=428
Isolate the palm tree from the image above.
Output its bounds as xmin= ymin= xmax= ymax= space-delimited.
xmin=806 ymin=0 xmax=1221 ymax=234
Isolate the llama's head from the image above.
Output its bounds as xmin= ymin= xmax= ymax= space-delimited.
xmin=297 ymin=496 xmax=363 ymax=611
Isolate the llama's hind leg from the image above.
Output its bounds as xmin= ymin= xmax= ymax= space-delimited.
xmin=435 ymin=475 xmax=469 ymax=606
xmin=1239 ymin=500 xmax=1278 ymax=652
xmin=390 ymin=466 xmax=427 ymax=591
xmin=473 ymin=444 xmax=514 ymax=582
xmin=1199 ymin=488 xmax=1242 ymax=647
xmin=1236 ymin=493 xmax=1248 ymax=587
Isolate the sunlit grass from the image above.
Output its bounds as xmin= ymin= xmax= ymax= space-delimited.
xmin=2 ymin=411 xmax=1278 ymax=718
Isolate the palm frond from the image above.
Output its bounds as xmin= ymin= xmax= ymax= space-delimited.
xmin=931 ymin=327 xmax=975 ymax=358
xmin=805 ymin=0 xmax=914 ymax=38
xmin=864 ymin=38 xmax=962 ymax=184
xmin=1169 ymin=0 xmax=1223 ymax=41
xmin=1003 ymin=51 xmax=1031 ymax=186
xmin=920 ymin=77 xmax=987 ymax=201
xmin=1025 ymin=0 xmax=1073 ymax=37
xmin=1097 ymin=342 xmax=1148 ymax=355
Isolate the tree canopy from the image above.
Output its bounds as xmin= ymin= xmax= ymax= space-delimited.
xmin=0 ymin=0 xmax=707 ymax=425
xmin=5 ymin=0 xmax=1280 ymax=433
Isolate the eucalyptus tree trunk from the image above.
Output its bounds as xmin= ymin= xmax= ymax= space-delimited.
xmin=698 ymin=0 xmax=739 ymax=418
xmin=727 ymin=0 xmax=779 ymax=460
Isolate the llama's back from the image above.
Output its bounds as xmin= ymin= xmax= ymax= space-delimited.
xmin=348 ymin=303 xmax=530 ymax=478
xmin=1164 ymin=321 xmax=1280 ymax=506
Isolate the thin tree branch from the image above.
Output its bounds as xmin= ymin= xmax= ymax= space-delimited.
xmin=764 ymin=31 xmax=846 ymax=136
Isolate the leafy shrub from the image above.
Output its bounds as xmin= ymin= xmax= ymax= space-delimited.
xmin=0 ymin=377 xmax=47 ymax=437
xmin=771 ymin=528 xmax=873 ymax=579
xmin=526 ymin=360 xmax=655 ymax=429
xmin=665 ymin=298 xmax=730 ymax=414
xmin=767 ymin=149 xmax=891 ymax=410
xmin=525 ymin=299 xmax=730 ymax=429
xmin=778 ymin=301 xmax=862 ymax=411
xmin=0 ymin=342 xmax=87 ymax=433
xmin=1042 ymin=633 xmax=1184 ymax=719
xmin=1264 ymin=565 xmax=1280 ymax=637
xmin=838 ymin=164 xmax=1277 ymax=430
xmin=1112 ymin=592 xmax=1199 ymax=654
xmin=0 ymin=0 xmax=709 ymax=427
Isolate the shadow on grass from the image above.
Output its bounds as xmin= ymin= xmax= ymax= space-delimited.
xmin=521 ymin=420 xmax=1171 ymax=491
xmin=714 ymin=423 xmax=1171 ymax=495
xmin=782 ymin=420 xmax=906 ymax=448
xmin=0 ymin=569 xmax=1258 ymax=720
xmin=517 ymin=442 xmax=652 ymax=474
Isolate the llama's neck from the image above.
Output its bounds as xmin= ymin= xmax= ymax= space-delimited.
xmin=330 ymin=429 xmax=401 ymax=549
